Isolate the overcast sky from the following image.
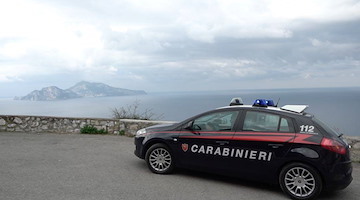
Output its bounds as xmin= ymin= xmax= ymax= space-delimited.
xmin=0 ymin=0 xmax=359 ymax=96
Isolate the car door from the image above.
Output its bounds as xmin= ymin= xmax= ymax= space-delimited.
xmin=175 ymin=110 xmax=240 ymax=172
xmin=228 ymin=110 xmax=296 ymax=181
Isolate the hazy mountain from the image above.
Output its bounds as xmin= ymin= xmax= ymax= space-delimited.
xmin=17 ymin=81 xmax=146 ymax=101
xmin=18 ymin=86 xmax=80 ymax=101
xmin=69 ymin=81 xmax=146 ymax=97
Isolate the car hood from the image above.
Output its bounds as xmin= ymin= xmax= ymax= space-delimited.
xmin=146 ymin=123 xmax=179 ymax=132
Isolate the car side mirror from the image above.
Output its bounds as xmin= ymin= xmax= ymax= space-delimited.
xmin=193 ymin=124 xmax=202 ymax=131
xmin=184 ymin=121 xmax=193 ymax=130
xmin=184 ymin=121 xmax=202 ymax=131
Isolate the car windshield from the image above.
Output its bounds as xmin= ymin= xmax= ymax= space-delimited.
xmin=313 ymin=117 xmax=342 ymax=137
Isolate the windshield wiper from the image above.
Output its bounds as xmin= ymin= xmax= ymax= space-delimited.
xmin=338 ymin=133 xmax=344 ymax=138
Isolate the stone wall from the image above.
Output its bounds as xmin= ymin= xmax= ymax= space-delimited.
xmin=0 ymin=115 xmax=174 ymax=136
xmin=344 ymin=136 xmax=360 ymax=163
xmin=0 ymin=115 xmax=359 ymax=162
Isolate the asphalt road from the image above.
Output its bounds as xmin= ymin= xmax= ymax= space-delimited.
xmin=0 ymin=132 xmax=359 ymax=200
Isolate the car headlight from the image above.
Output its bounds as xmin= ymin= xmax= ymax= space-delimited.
xmin=136 ymin=128 xmax=147 ymax=137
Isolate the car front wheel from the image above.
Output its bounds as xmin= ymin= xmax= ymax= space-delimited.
xmin=145 ymin=143 xmax=174 ymax=174
xmin=279 ymin=163 xmax=322 ymax=200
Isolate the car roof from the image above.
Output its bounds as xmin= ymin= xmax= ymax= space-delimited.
xmin=216 ymin=104 xmax=309 ymax=116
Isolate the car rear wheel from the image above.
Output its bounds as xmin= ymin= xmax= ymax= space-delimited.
xmin=279 ymin=163 xmax=322 ymax=200
xmin=145 ymin=143 xmax=174 ymax=174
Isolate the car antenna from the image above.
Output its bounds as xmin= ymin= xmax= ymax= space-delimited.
xmin=275 ymin=98 xmax=280 ymax=107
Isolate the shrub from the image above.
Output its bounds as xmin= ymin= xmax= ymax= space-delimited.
xmin=81 ymin=125 xmax=108 ymax=134
xmin=112 ymin=100 xmax=163 ymax=120
xmin=119 ymin=130 xmax=126 ymax=135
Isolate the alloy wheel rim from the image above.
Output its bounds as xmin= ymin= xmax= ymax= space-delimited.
xmin=284 ymin=167 xmax=316 ymax=197
xmin=149 ymin=148 xmax=172 ymax=172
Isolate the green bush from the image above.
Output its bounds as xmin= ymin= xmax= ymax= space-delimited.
xmin=81 ymin=125 xmax=108 ymax=134
xmin=119 ymin=130 xmax=126 ymax=136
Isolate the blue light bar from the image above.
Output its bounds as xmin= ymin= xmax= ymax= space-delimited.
xmin=266 ymin=100 xmax=275 ymax=106
xmin=253 ymin=99 xmax=267 ymax=107
xmin=253 ymin=99 xmax=275 ymax=107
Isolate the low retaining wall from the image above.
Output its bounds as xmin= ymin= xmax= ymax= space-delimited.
xmin=0 ymin=115 xmax=174 ymax=136
xmin=0 ymin=115 xmax=359 ymax=162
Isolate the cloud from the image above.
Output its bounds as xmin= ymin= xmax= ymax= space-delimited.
xmin=0 ymin=0 xmax=359 ymax=95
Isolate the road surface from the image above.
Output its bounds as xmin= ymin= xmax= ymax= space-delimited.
xmin=0 ymin=132 xmax=359 ymax=200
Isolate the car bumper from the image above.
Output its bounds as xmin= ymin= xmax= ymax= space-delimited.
xmin=324 ymin=161 xmax=353 ymax=190
xmin=134 ymin=136 xmax=145 ymax=159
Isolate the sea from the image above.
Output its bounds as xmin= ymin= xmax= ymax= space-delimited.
xmin=0 ymin=87 xmax=359 ymax=136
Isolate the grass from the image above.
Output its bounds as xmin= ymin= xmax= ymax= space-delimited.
xmin=80 ymin=125 xmax=108 ymax=134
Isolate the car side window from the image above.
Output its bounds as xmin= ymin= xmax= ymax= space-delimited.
xmin=192 ymin=111 xmax=239 ymax=132
xmin=279 ymin=118 xmax=295 ymax=132
xmin=243 ymin=111 xmax=294 ymax=132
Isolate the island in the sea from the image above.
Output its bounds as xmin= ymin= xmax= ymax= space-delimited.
xmin=15 ymin=81 xmax=146 ymax=101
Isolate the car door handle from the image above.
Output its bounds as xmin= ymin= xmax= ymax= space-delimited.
xmin=192 ymin=131 xmax=201 ymax=135
xmin=268 ymin=144 xmax=284 ymax=148
xmin=216 ymin=141 xmax=229 ymax=145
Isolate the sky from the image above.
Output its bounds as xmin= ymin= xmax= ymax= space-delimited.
xmin=0 ymin=0 xmax=359 ymax=97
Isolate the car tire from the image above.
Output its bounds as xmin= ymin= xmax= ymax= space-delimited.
xmin=279 ymin=162 xmax=322 ymax=200
xmin=145 ymin=143 xmax=174 ymax=174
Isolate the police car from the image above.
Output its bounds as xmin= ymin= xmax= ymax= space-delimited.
xmin=134 ymin=98 xmax=352 ymax=200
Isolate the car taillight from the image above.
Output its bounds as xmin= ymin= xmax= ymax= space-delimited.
xmin=321 ymin=138 xmax=346 ymax=155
